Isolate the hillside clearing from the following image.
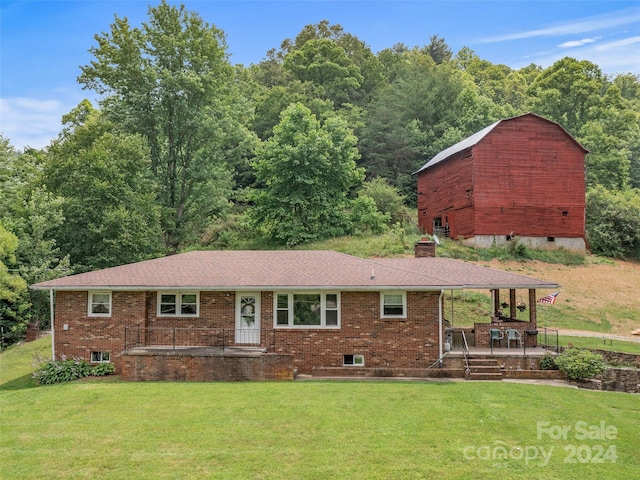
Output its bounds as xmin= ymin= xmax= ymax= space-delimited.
xmin=474 ymin=258 xmax=640 ymax=336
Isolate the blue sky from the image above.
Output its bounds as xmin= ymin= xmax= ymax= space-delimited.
xmin=2 ymin=1 xmax=639 ymax=150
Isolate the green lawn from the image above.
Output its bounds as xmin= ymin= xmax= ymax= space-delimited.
xmin=1 ymin=339 xmax=639 ymax=479
xmin=554 ymin=335 xmax=640 ymax=355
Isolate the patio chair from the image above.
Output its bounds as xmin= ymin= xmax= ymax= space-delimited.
xmin=506 ymin=329 xmax=522 ymax=349
xmin=490 ymin=329 xmax=504 ymax=348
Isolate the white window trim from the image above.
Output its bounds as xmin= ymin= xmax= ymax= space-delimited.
xmin=88 ymin=291 xmax=112 ymax=317
xmin=380 ymin=291 xmax=407 ymax=319
xmin=90 ymin=351 xmax=111 ymax=363
xmin=274 ymin=292 xmax=340 ymax=328
xmin=157 ymin=291 xmax=200 ymax=317
xmin=343 ymin=354 xmax=365 ymax=366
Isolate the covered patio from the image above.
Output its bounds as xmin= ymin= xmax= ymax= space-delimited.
xmin=443 ymin=285 xmax=560 ymax=356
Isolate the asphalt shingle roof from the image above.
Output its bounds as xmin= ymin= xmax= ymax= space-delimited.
xmin=31 ymin=250 xmax=558 ymax=291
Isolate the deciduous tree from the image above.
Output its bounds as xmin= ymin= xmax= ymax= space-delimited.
xmin=78 ymin=1 xmax=253 ymax=252
xmin=249 ymin=103 xmax=364 ymax=246
xmin=46 ymin=102 xmax=163 ymax=271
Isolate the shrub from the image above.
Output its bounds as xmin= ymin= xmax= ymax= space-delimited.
xmin=32 ymin=355 xmax=93 ymax=384
xmin=91 ymin=362 xmax=116 ymax=376
xmin=539 ymin=352 xmax=558 ymax=370
xmin=555 ymin=348 xmax=606 ymax=380
xmin=586 ymin=186 xmax=640 ymax=260
xmin=349 ymin=195 xmax=390 ymax=235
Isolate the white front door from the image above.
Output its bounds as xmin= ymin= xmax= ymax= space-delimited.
xmin=235 ymin=292 xmax=260 ymax=344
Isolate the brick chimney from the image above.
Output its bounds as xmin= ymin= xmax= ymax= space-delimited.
xmin=414 ymin=238 xmax=436 ymax=258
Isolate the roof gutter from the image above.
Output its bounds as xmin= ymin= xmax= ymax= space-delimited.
xmin=30 ymin=285 xmax=464 ymax=292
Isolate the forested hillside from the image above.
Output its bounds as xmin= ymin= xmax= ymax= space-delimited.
xmin=1 ymin=1 xmax=639 ymax=345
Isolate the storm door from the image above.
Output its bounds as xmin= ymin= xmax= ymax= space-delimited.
xmin=235 ymin=293 xmax=260 ymax=344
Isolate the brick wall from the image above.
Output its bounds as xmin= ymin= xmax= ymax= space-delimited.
xmin=474 ymin=320 xmax=538 ymax=348
xmin=54 ymin=289 xmax=443 ymax=377
xmin=54 ymin=291 xmax=146 ymax=369
xmin=270 ymin=291 xmax=442 ymax=374
xmin=120 ymin=352 xmax=295 ymax=381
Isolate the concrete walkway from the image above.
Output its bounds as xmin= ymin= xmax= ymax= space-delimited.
xmin=296 ymin=374 xmax=579 ymax=389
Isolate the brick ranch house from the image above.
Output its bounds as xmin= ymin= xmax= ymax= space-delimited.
xmin=32 ymin=242 xmax=558 ymax=381
xmin=415 ymin=113 xmax=588 ymax=252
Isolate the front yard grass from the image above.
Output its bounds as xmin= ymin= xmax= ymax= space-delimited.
xmin=1 ymin=339 xmax=639 ymax=479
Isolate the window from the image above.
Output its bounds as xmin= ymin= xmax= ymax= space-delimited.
xmin=88 ymin=291 xmax=111 ymax=317
xmin=90 ymin=351 xmax=110 ymax=363
xmin=344 ymin=354 xmax=364 ymax=366
xmin=157 ymin=292 xmax=199 ymax=317
xmin=381 ymin=292 xmax=406 ymax=318
xmin=275 ymin=292 xmax=340 ymax=328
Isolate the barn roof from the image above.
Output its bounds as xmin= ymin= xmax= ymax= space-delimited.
xmin=31 ymin=250 xmax=558 ymax=291
xmin=413 ymin=112 xmax=588 ymax=175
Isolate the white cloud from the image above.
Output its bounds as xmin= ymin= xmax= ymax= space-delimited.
xmin=480 ymin=8 xmax=640 ymax=43
xmin=0 ymin=97 xmax=72 ymax=150
xmin=558 ymin=37 xmax=600 ymax=49
xmin=514 ymin=35 xmax=640 ymax=75
xmin=595 ymin=35 xmax=640 ymax=51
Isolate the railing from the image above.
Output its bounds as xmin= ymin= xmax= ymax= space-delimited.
xmin=461 ymin=330 xmax=471 ymax=379
xmin=539 ymin=327 xmax=560 ymax=353
xmin=124 ymin=326 xmax=273 ymax=352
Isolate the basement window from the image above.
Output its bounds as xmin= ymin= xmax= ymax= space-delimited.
xmin=344 ymin=354 xmax=364 ymax=366
xmin=90 ymin=351 xmax=110 ymax=363
xmin=547 ymin=237 xmax=556 ymax=242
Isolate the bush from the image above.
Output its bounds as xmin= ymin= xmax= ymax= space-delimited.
xmin=91 ymin=362 xmax=116 ymax=376
xmin=359 ymin=178 xmax=408 ymax=225
xmin=555 ymin=348 xmax=606 ymax=380
xmin=32 ymin=355 xmax=93 ymax=384
xmin=586 ymin=186 xmax=640 ymax=260
xmin=539 ymin=352 xmax=558 ymax=370
xmin=349 ymin=195 xmax=390 ymax=235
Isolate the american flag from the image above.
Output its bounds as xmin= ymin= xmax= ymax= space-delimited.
xmin=537 ymin=291 xmax=560 ymax=304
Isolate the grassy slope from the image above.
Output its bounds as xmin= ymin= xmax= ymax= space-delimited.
xmin=2 ymin=338 xmax=640 ymax=479
xmin=307 ymin=233 xmax=640 ymax=338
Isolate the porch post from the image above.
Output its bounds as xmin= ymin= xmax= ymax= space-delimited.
xmin=509 ymin=289 xmax=517 ymax=318
xmin=528 ymin=289 xmax=537 ymax=327
xmin=49 ymin=289 xmax=55 ymax=361
xmin=492 ymin=289 xmax=500 ymax=316
xmin=438 ymin=290 xmax=444 ymax=367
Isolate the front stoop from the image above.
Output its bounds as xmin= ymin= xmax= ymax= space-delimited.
xmin=468 ymin=358 xmax=503 ymax=381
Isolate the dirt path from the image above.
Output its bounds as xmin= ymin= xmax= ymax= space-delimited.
xmin=554 ymin=328 xmax=640 ymax=343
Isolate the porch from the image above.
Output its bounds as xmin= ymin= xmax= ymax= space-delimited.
xmin=121 ymin=326 xmax=294 ymax=381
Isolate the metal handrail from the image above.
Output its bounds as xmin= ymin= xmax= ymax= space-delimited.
xmin=461 ymin=329 xmax=471 ymax=379
xmin=123 ymin=326 xmax=265 ymax=351
xmin=540 ymin=327 xmax=560 ymax=353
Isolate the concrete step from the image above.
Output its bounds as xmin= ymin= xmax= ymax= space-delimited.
xmin=467 ymin=356 xmax=503 ymax=380
xmin=469 ymin=365 xmax=502 ymax=374
xmin=468 ymin=358 xmax=499 ymax=366
xmin=469 ymin=372 xmax=503 ymax=381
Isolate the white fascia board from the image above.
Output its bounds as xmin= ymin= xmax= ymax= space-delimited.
xmin=31 ymin=284 xmax=463 ymax=292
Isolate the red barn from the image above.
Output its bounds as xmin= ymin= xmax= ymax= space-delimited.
xmin=415 ymin=113 xmax=588 ymax=252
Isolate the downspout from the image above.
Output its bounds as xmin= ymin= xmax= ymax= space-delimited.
xmin=49 ymin=289 xmax=55 ymax=361
xmin=438 ymin=289 xmax=444 ymax=367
